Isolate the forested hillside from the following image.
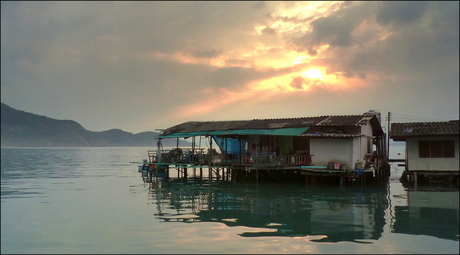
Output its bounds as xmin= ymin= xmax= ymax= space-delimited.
xmin=1 ymin=103 xmax=190 ymax=147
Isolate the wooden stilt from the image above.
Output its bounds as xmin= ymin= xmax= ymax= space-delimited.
xmin=209 ymin=167 xmax=212 ymax=184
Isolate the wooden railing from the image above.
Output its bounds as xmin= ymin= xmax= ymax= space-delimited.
xmin=278 ymin=154 xmax=311 ymax=165
xmin=147 ymin=149 xmax=312 ymax=166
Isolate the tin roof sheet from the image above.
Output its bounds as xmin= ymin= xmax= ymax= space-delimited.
xmin=316 ymin=115 xmax=373 ymax=126
xmin=159 ymin=127 xmax=310 ymax=138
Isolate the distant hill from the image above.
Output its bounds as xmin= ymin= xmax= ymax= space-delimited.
xmin=1 ymin=103 xmax=191 ymax=147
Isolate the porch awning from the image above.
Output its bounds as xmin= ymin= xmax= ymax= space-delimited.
xmin=158 ymin=131 xmax=208 ymax=138
xmin=159 ymin=127 xmax=309 ymax=138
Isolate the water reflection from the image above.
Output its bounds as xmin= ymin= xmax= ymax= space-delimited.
xmin=392 ymin=187 xmax=459 ymax=241
xmin=147 ymin=182 xmax=389 ymax=243
xmin=1 ymin=148 xmax=131 ymax=200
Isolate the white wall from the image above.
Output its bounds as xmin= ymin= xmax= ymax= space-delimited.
xmin=406 ymin=136 xmax=459 ymax=171
xmin=360 ymin=123 xmax=374 ymax=157
xmin=310 ymin=138 xmax=353 ymax=169
xmin=352 ymin=137 xmax=363 ymax=167
xmin=310 ymin=137 xmax=374 ymax=170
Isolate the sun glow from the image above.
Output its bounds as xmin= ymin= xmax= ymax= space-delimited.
xmin=302 ymin=68 xmax=323 ymax=79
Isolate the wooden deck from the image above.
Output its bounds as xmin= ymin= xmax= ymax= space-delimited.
xmin=134 ymin=148 xmax=390 ymax=186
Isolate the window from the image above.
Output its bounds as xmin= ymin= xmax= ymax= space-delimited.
xmin=444 ymin=141 xmax=455 ymax=157
xmin=419 ymin=141 xmax=431 ymax=158
xmin=419 ymin=140 xmax=455 ymax=158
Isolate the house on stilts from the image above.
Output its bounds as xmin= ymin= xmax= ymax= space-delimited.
xmin=140 ymin=111 xmax=390 ymax=186
xmin=389 ymin=119 xmax=459 ymax=185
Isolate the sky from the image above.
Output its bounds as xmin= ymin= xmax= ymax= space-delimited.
xmin=1 ymin=1 xmax=459 ymax=133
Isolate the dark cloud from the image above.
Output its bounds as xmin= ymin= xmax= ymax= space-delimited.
xmin=288 ymin=1 xmax=458 ymax=81
xmin=289 ymin=2 xmax=375 ymax=53
xmin=190 ymin=49 xmax=222 ymax=59
xmin=225 ymin=58 xmax=252 ymax=66
xmin=268 ymin=14 xmax=315 ymax=24
xmin=309 ymin=15 xmax=355 ymax=47
xmin=290 ymin=76 xmax=305 ymax=89
xmin=376 ymin=1 xmax=430 ymax=26
xmin=251 ymin=2 xmax=265 ymax=10
xmin=262 ymin=27 xmax=277 ymax=35
xmin=357 ymin=2 xmax=457 ymax=77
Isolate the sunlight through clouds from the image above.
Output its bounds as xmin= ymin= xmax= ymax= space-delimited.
xmin=143 ymin=1 xmax=356 ymax=117
xmin=302 ymin=68 xmax=323 ymax=79
xmin=1 ymin=1 xmax=458 ymax=132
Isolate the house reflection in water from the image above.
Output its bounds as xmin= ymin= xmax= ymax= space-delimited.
xmin=392 ymin=188 xmax=459 ymax=241
xmin=148 ymin=182 xmax=389 ymax=243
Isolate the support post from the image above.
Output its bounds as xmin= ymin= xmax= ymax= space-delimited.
xmin=209 ymin=167 xmax=212 ymax=183
xmin=311 ymin=175 xmax=317 ymax=187
xmin=209 ymin=136 xmax=213 ymax=184
xmin=387 ymin=112 xmax=391 ymax=159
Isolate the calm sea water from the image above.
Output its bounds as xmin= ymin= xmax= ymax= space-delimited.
xmin=1 ymin=147 xmax=458 ymax=254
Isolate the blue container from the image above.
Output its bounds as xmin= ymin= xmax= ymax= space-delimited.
xmin=138 ymin=165 xmax=149 ymax=173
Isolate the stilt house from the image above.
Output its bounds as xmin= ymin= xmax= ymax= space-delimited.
xmin=390 ymin=120 xmax=459 ymax=181
xmin=158 ymin=112 xmax=387 ymax=173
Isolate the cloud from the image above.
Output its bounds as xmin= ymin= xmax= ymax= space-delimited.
xmin=376 ymin=1 xmax=430 ymax=25
xmin=287 ymin=1 xmax=459 ymax=80
xmin=1 ymin=1 xmax=458 ymax=133
xmin=290 ymin=76 xmax=305 ymax=90
xmin=261 ymin=27 xmax=277 ymax=36
xmin=190 ymin=49 xmax=223 ymax=59
xmin=207 ymin=65 xmax=302 ymax=89
xmin=288 ymin=2 xmax=375 ymax=52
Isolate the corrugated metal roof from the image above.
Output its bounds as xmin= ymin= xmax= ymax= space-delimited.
xmin=162 ymin=117 xmax=323 ymax=135
xmin=390 ymin=120 xmax=459 ymax=140
xmin=316 ymin=115 xmax=372 ymax=126
xmin=161 ymin=113 xmax=383 ymax=137
xmin=159 ymin=127 xmax=310 ymax=138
